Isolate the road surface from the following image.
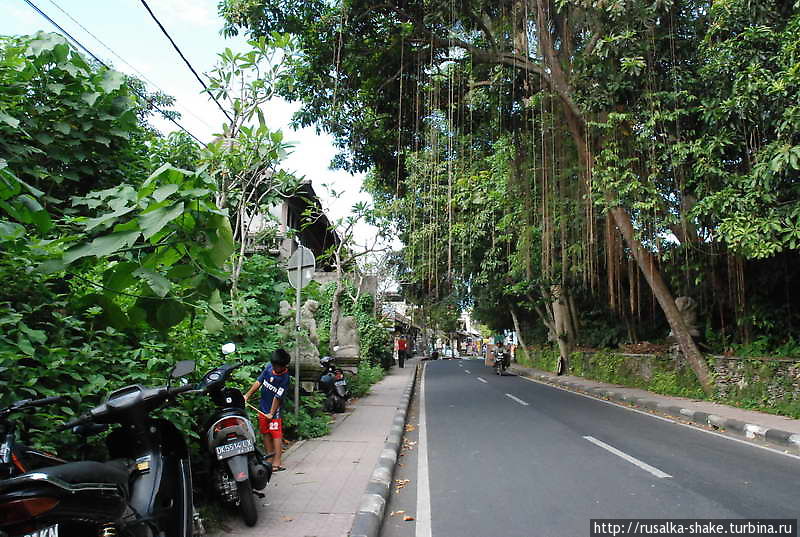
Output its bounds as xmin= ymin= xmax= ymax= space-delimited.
xmin=381 ymin=359 xmax=799 ymax=537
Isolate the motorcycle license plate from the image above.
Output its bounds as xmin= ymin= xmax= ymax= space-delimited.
xmin=15 ymin=524 xmax=59 ymax=537
xmin=334 ymin=380 xmax=346 ymax=386
xmin=215 ymin=439 xmax=254 ymax=460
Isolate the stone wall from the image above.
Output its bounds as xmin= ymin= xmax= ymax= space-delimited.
xmin=569 ymin=351 xmax=800 ymax=410
xmin=710 ymin=356 xmax=800 ymax=406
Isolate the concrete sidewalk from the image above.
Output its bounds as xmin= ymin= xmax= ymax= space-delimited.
xmin=210 ymin=360 xmax=416 ymax=537
xmin=510 ymin=363 xmax=800 ymax=453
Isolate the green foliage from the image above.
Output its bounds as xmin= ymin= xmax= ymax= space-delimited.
xmin=317 ymin=281 xmax=392 ymax=367
xmin=0 ymin=33 xmax=150 ymax=209
xmin=60 ymin=164 xmax=234 ymax=333
xmin=0 ymin=30 xmax=356 ymax=472
xmin=282 ymin=392 xmax=330 ymax=439
xmin=348 ymin=359 xmax=385 ymax=398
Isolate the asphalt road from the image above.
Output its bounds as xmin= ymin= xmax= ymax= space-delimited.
xmin=381 ymin=359 xmax=799 ymax=537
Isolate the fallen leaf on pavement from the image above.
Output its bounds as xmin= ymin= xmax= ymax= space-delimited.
xmin=405 ymin=424 xmax=416 ymax=432
xmin=404 ymin=516 xmax=415 ymax=521
xmin=390 ymin=510 xmax=405 ymax=517
xmin=282 ymin=516 xmax=294 ymax=522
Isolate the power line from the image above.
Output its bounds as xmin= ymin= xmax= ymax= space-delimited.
xmin=45 ymin=0 xmax=216 ymax=132
xmin=21 ymin=0 xmax=207 ymax=147
xmin=138 ymin=0 xmax=234 ymax=125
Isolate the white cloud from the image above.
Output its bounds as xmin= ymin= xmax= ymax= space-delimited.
xmin=154 ymin=0 xmax=218 ymax=27
xmin=6 ymin=4 xmax=42 ymax=31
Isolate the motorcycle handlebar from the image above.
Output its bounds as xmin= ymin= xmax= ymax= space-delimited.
xmin=168 ymin=383 xmax=196 ymax=396
xmin=59 ymin=412 xmax=93 ymax=432
xmin=28 ymin=396 xmax=67 ymax=408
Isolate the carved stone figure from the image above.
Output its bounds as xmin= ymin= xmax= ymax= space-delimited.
xmin=333 ymin=314 xmax=360 ymax=365
xmin=668 ymin=296 xmax=700 ymax=341
xmin=277 ymin=299 xmax=320 ymax=380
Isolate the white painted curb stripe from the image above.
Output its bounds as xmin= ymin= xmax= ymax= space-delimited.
xmin=416 ymin=363 xmax=432 ymax=537
xmin=477 ymin=377 xmax=487 ymax=384
xmin=584 ymin=436 xmax=672 ymax=479
xmin=505 ymin=393 xmax=529 ymax=406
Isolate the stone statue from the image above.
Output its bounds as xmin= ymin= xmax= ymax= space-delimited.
xmin=300 ymin=299 xmax=320 ymax=348
xmin=277 ymin=299 xmax=320 ymax=379
xmin=333 ymin=314 xmax=360 ymax=364
xmin=668 ymin=296 xmax=700 ymax=340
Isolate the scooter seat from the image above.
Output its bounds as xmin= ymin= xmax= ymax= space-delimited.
xmin=34 ymin=460 xmax=130 ymax=494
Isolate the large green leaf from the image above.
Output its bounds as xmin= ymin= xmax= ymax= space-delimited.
xmin=0 ymin=220 xmax=25 ymax=241
xmin=155 ymin=300 xmax=187 ymax=331
xmin=100 ymin=70 xmax=125 ymax=93
xmin=0 ymin=167 xmax=22 ymax=200
xmin=208 ymin=216 xmax=234 ymax=268
xmin=133 ymin=267 xmax=172 ymax=298
xmin=104 ymin=262 xmax=139 ymax=293
xmin=152 ymin=184 xmax=179 ymax=202
xmin=83 ymin=204 xmax=137 ymax=232
xmin=78 ymin=294 xmax=129 ymax=330
xmin=63 ymin=230 xmax=140 ymax=264
xmin=138 ymin=201 xmax=184 ymax=240
xmin=203 ymin=288 xmax=226 ymax=333
xmin=0 ymin=112 xmax=19 ymax=128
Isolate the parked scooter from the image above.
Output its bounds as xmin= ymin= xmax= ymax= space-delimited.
xmin=0 ymin=396 xmax=67 ymax=479
xmin=201 ymin=343 xmax=271 ymax=527
xmin=0 ymin=360 xmax=202 ymax=537
xmin=494 ymin=347 xmax=510 ymax=375
xmin=318 ymin=356 xmax=348 ymax=413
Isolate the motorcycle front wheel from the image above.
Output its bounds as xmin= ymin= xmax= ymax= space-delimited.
xmin=237 ymin=480 xmax=258 ymax=527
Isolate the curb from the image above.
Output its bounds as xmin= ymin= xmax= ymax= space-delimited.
xmin=350 ymin=363 xmax=420 ymax=537
xmin=510 ymin=366 xmax=800 ymax=454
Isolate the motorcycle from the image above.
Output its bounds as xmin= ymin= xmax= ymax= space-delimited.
xmin=318 ymin=356 xmax=348 ymax=413
xmin=201 ymin=343 xmax=271 ymax=527
xmin=0 ymin=360 xmax=203 ymax=537
xmin=0 ymin=396 xmax=68 ymax=479
xmin=494 ymin=348 xmax=510 ymax=375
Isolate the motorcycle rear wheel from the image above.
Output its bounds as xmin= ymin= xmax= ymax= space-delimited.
xmin=334 ymin=396 xmax=346 ymax=413
xmin=237 ymin=480 xmax=258 ymax=527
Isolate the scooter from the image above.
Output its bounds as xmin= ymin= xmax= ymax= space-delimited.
xmin=0 ymin=360 xmax=203 ymax=537
xmin=494 ymin=348 xmax=510 ymax=375
xmin=1 ymin=396 xmax=68 ymax=479
xmin=201 ymin=343 xmax=271 ymax=527
xmin=318 ymin=356 xmax=348 ymax=413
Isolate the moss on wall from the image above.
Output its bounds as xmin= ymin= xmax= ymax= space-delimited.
xmin=520 ymin=347 xmax=800 ymax=418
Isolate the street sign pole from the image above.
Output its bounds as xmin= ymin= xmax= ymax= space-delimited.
xmin=294 ymin=243 xmax=302 ymax=417
xmin=287 ymin=241 xmax=315 ymax=417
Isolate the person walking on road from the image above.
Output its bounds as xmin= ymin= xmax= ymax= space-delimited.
xmin=244 ymin=348 xmax=291 ymax=472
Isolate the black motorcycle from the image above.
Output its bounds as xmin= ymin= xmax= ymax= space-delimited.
xmin=494 ymin=348 xmax=510 ymax=375
xmin=0 ymin=360 xmax=202 ymax=537
xmin=318 ymin=356 xmax=348 ymax=413
xmin=1 ymin=396 xmax=68 ymax=479
xmin=201 ymin=343 xmax=271 ymax=527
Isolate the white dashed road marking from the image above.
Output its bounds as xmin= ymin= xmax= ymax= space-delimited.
xmin=584 ymin=436 xmax=672 ymax=478
xmin=505 ymin=393 xmax=529 ymax=406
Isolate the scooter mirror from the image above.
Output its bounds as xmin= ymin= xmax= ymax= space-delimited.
xmin=171 ymin=360 xmax=196 ymax=378
xmin=221 ymin=343 xmax=236 ymax=355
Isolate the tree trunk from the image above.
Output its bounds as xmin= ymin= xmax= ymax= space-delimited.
xmin=608 ymin=206 xmax=714 ymax=394
xmin=329 ymin=273 xmax=344 ymax=351
xmin=554 ymin=76 xmax=715 ymax=394
xmin=509 ymin=305 xmax=527 ymax=362
xmin=550 ymin=286 xmax=574 ymax=373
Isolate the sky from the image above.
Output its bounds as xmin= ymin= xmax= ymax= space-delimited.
xmin=2 ymin=0 xmax=383 ymax=249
